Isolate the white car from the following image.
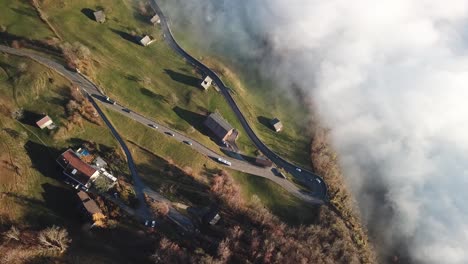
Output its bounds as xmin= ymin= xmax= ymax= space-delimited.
xmin=151 ymin=220 xmax=156 ymax=228
xmin=217 ymin=157 xmax=231 ymax=166
xmin=144 ymin=220 xmax=149 ymax=226
xmin=296 ymin=168 xmax=302 ymax=172
xmin=316 ymin=178 xmax=321 ymax=183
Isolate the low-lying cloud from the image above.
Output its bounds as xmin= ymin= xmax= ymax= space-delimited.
xmin=160 ymin=0 xmax=468 ymax=262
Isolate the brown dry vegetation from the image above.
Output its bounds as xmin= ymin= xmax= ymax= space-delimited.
xmin=0 ymin=225 xmax=71 ymax=263
xmin=311 ymin=128 xmax=377 ymax=263
xmin=149 ymin=169 xmax=375 ymax=264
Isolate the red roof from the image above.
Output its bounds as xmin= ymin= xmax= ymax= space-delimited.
xmin=36 ymin=115 xmax=52 ymax=128
xmin=61 ymin=150 xmax=97 ymax=181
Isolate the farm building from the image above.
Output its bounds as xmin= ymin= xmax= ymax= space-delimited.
xmin=93 ymin=10 xmax=106 ymax=23
xmin=36 ymin=115 xmax=55 ymax=129
xmin=57 ymin=149 xmax=100 ymax=190
xmin=270 ymin=118 xmax=283 ymax=132
xmin=204 ymin=113 xmax=234 ymax=141
xmin=140 ymin=35 xmax=155 ymax=46
xmin=200 ymin=76 xmax=213 ymax=90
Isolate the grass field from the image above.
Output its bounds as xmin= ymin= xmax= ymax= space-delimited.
xmin=0 ymin=54 xmax=157 ymax=263
xmin=34 ymin=0 xmax=257 ymax=155
xmin=1 ymin=0 xmax=316 ymax=225
xmin=0 ymin=0 xmax=55 ymax=40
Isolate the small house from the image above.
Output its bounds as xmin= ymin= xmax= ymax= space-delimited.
xmin=204 ymin=113 xmax=234 ymax=141
xmin=270 ymin=118 xmax=283 ymax=132
xmin=201 ymin=76 xmax=213 ymax=90
xmin=150 ymin=14 xmax=161 ymax=25
xmin=140 ymin=35 xmax=155 ymax=46
xmin=93 ymin=10 xmax=106 ymax=23
xmin=36 ymin=115 xmax=55 ymax=129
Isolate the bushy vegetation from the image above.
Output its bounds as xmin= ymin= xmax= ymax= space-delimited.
xmin=147 ymin=169 xmax=374 ymax=264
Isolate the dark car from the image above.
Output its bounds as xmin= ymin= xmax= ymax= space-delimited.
xmin=183 ymin=140 xmax=193 ymax=146
xmin=165 ymin=132 xmax=175 ymax=137
xmin=122 ymin=108 xmax=131 ymax=113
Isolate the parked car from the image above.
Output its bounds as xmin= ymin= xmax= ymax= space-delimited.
xmin=151 ymin=220 xmax=156 ymax=228
xmin=316 ymin=178 xmax=321 ymax=184
xmin=145 ymin=220 xmax=149 ymax=226
xmin=148 ymin=124 xmax=158 ymax=129
xmin=296 ymin=168 xmax=302 ymax=172
xmin=183 ymin=140 xmax=193 ymax=146
xmin=165 ymin=132 xmax=175 ymax=137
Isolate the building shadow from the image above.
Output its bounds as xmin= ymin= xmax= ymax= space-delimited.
xmin=40 ymin=183 xmax=80 ymax=225
xmin=257 ymin=115 xmax=273 ymax=130
xmin=173 ymin=106 xmax=209 ymax=135
xmin=110 ymin=28 xmax=138 ymax=44
xmin=140 ymin=87 xmax=166 ymax=102
xmin=133 ymin=10 xmax=152 ymax=25
xmin=19 ymin=110 xmax=44 ymax=126
xmin=164 ymin=69 xmax=200 ymax=88
xmin=24 ymin=140 xmax=63 ymax=180
xmin=81 ymin=8 xmax=95 ymax=21
xmin=219 ymin=148 xmax=256 ymax=163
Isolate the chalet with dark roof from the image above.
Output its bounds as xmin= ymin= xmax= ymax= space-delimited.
xmin=204 ymin=113 xmax=234 ymax=141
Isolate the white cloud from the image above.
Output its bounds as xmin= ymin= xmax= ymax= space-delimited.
xmin=162 ymin=0 xmax=468 ymax=262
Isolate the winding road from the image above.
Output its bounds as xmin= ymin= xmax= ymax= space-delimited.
xmin=149 ymin=0 xmax=328 ymax=201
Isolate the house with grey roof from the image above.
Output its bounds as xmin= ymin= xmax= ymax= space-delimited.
xmin=270 ymin=118 xmax=283 ymax=132
xmin=204 ymin=112 xmax=234 ymax=141
xmin=93 ymin=10 xmax=106 ymax=23
xmin=201 ymin=76 xmax=213 ymax=90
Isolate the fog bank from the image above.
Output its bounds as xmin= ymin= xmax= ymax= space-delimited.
xmin=160 ymin=0 xmax=468 ymax=263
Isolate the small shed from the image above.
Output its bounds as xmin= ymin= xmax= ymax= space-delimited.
xmin=140 ymin=35 xmax=155 ymax=46
xmin=36 ymin=115 xmax=55 ymax=129
xmin=200 ymin=76 xmax=213 ymax=90
xmin=203 ymin=210 xmax=221 ymax=225
xmin=93 ymin=10 xmax=106 ymax=23
xmin=270 ymin=118 xmax=283 ymax=132
xmin=150 ymin=14 xmax=161 ymax=25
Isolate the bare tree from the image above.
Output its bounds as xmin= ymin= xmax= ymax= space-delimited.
xmin=3 ymin=226 xmax=20 ymax=241
xmin=38 ymin=225 xmax=72 ymax=253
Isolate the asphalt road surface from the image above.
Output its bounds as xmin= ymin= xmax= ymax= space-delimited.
xmin=149 ymin=0 xmax=328 ymax=202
